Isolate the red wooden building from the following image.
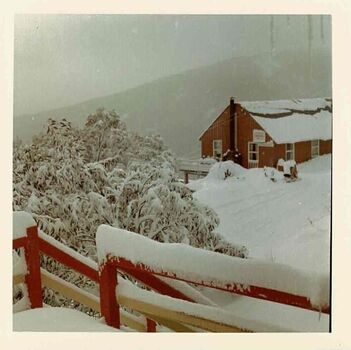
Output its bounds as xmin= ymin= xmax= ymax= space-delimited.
xmin=199 ymin=97 xmax=332 ymax=168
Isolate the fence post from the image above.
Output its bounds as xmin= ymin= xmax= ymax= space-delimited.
xmin=99 ymin=261 xmax=120 ymax=328
xmin=24 ymin=226 xmax=43 ymax=308
xmin=184 ymin=172 xmax=189 ymax=184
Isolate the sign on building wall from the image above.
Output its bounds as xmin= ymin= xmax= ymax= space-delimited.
xmin=253 ymin=129 xmax=266 ymax=143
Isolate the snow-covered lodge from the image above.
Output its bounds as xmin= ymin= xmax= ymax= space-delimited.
xmin=199 ymin=97 xmax=332 ymax=168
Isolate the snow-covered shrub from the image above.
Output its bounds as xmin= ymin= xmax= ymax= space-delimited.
xmin=116 ymin=160 xmax=247 ymax=257
xmin=116 ymin=160 xmax=217 ymax=245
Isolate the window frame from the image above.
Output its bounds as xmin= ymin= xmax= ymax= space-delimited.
xmin=311 ymin=140 xmax=320 ymax=158
xmin=213 ymin=139 xmax=223 ymax=159
xmin=248 ymin=142 xmax=259 ymax=162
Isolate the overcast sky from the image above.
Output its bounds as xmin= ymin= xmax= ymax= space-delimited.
xmin=14 ymin=14 xmax=331 ymax=116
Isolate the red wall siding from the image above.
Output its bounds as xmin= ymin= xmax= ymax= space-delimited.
xmin=294 ymin=141 xmax=313 ymax=164
xmin=320 ymin=140 xmax=332 ymax=155
xmin=200 ymin=106 xmax=231 ymax=157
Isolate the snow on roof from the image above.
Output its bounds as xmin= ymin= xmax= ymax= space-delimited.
xmin=240 ymin=97 xmax=332 ymax=144
xmin=96 ymin=225 xmax=329 ymax=309
xmin=241 ymin=97 xmax=331 ymax=116
xmin=252 ymin=110 xmax=331 ymax=144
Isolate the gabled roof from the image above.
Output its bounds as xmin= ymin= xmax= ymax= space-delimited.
xmin=240 ymin=97 xmax=332 ymax=144
xmin=198 ymin=105 xmax=230 ymax=140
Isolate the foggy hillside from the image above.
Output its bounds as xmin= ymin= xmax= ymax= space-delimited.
xmin=14 ymin=47 xmax=331 ymax=156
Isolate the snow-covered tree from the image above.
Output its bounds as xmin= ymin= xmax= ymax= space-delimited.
xmin=129 ymin=133 xmax=175 ymax=167
xmin=83 ymin=108 xmax=131 ymax=164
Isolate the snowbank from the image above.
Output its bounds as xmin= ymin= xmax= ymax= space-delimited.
xmin=298 ymin=154 xmax=331 ymax=174
xmin=13 ymin=307 xmax=119 ymax=332
xmin=205 ymin=160 xmax=247 ymax=181
xmin=188 ymin=162 xmax=283 ymax=193
xmin=13 ymin=211 xmax=36 ymax=239
xmin=188 ymin=161 xmax=248 ymax=192
xmin=96 ymin=225 xmax=329 ymax=308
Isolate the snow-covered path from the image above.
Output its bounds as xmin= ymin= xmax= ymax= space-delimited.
xmin=189 ymin=155 xmax=331 ymax=274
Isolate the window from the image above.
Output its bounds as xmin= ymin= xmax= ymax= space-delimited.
xmin=286 ymin=143 xmax=295 ymax=161
xmin=311 ymin=140 xmax=319 ymax=158
xmin=213 ymin=139 xmax=222 ymax=159
xmin=248 ymin=143 xmax=259 ymax=161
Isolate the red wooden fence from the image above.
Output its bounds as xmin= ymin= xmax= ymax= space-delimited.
xmin=13 ymin=225 xmax=187 ymax=331
xmin=13 ymin=224 xmax=330 ymax=332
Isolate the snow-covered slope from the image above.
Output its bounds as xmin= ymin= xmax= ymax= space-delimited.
xmin=14 ymin=48 xmax=331 ymax=156
xmin=188 ymin=155 xmax=331 ymax=274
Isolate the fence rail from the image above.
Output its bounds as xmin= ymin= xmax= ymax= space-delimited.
xmin=13 ymin=215 xmax=330 ymax=332
xmin=177 ymin=159 xmax=213 ymax=183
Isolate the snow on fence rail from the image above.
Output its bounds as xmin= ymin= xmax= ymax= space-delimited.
xmin=116 ymin=277 xmax=296 ymax=332
xmin=13 ymin=211 xmax=330 ymax=332
xmin=96 ymin=225 xmax=330 ymax=315
xmin=177 ymin=159 xmax=213 ymax=173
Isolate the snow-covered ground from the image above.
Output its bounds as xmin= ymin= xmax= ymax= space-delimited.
xmin=188 ymin=155 xmax=331 ymax=274
xmin=187 ymin=155 xmax=331 ymax=331
xmin=13 ymin=307 xmax=119 ymax=332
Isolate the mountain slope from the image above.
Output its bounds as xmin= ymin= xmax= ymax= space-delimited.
xmin=14 ymin=48 xmax=331 ymax=156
